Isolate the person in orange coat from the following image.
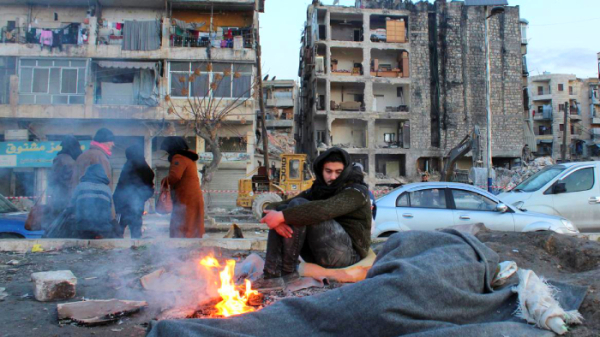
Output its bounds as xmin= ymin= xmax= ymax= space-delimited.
xmin=160 ymin=137 xmax=204 ymax=238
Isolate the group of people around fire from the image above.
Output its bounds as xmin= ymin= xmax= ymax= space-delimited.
xmin=43 ymin=129 xmax=205 ymax=239
xmin=42 ymin=130 xmax=372 ymax=290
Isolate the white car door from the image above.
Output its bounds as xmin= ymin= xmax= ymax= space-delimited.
xmin=550 ymin=166 xmax=600 ymax=231
xmin=449 ymin=188 xmax=515 ymax=231
xmin=395 ymin=188 xmax=453 ymax=231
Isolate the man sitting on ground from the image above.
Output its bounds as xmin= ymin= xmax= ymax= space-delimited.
xmin=256 ymin=147 xmax=372 ymax=289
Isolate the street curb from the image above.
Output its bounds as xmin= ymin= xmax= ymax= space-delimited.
xmin=0 ymin=238 xmax=268 ymax=253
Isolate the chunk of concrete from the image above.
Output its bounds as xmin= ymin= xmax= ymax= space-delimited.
xmin=31 ymin=270 xmax=77 ymax=302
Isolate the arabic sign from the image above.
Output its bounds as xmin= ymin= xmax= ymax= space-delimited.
xmin=0 ymin=141 xmax=91 ymax=168
xmin=198 ymin=152 xmax=251 ymax=163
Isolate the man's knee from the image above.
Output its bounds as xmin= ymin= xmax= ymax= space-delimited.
xmin=288 ymin=197 xmax=310 ymax=208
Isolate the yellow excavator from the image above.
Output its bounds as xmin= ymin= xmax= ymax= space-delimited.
xmin=237 ymin=154 xmax=314 ymax=219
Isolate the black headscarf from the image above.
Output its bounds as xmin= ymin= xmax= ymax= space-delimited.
xmin=160 ymin=136 xmax=199 ymax=162
xmin=57 ymin=135 xmax=82 ymax=161
xmin=308 ymin=147 xmax=368 ymax=200
xmin=126 ymin=144 xmax=146 ymax=163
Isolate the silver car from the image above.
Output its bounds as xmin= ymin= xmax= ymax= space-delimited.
xmin=372 ymin=182 xmax=579 ymax=238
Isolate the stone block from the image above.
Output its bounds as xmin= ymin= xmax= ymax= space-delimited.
xmin=31 ymin=270 xmax=77 ymax=302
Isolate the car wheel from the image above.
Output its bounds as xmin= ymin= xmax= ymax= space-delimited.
xmin=378 ymin=231 xmax=398 ymax=238
xmin=0 ymin=233 xmax=24 ymax=239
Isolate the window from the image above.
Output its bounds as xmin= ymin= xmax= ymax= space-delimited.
xmin=408 ymin=189 xmax=446 ymax=209
xmin=19 ymin=58 xmax=87 ymax=105
xmin=396 ymin=192 xmax=409 ymax=207
xmin=561 ymin=168 xmax=594 ymax=193
xmin=316 ymin=130 xmax=326 ymax=144
xmin=537 ymin=86 xmax=543 ymax=95
xmin=559 ymin=104 xmax=564 ymax=112
xmin=559 ymin=124 xmax=564 ymax=132
xmin=289 ymin=159 xmax=300 ymax=179
xmin=558 ymin=84 xmax=564 ymax=92
xmin=537 ymin=106 xmax=543 ymax=114
xmin=451 ymin=189 xmax=496 ymax=212
xmin=569 ymin=86 xmax=574 ymax=95
xmin=169 ymin=62 xmax=253 ymax=99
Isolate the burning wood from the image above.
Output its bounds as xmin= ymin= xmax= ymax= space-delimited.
xmin=199 ymin=256 xmax=262 ymax=317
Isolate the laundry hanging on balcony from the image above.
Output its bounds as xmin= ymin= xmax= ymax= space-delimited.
xmin=122 ymin=20 xmax=161 ymax=51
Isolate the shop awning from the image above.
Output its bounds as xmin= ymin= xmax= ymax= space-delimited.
xmin=98 ymin=61 xmax=157 ymax=70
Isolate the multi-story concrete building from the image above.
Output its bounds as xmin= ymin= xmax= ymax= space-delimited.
xmin=262 ymin=79 xmax=297 ymax=155
xmin=529 ymin=73 xmax=599 ymax=160
xmin=0 ymin=0 xmax=264 ymax=203
xmin=298 ymin=0 xmax=525 ymax=186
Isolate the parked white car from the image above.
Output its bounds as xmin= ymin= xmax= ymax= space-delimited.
xmin=499 ymin=161 xmax=600 ymax=232
xmin=372 ymin=182 xmax=579 ymax=238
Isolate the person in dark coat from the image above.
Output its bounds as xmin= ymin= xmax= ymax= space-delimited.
xmin=160 ymin=137 xmax=205 ymax=238
xmin=71 ymin=164 xmax=117 ymax=239
xmin=113 ymin=145 xmax=155 ymax=238
xmin=47 ymin=136 xmax=82 ymax=222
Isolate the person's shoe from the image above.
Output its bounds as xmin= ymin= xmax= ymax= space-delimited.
xmin=253 ymin=276 xmax=285 ymax=292
xmin=281 ymin=271 xmax=300 ymax=284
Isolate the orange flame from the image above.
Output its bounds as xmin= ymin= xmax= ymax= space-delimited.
xmin=201 ymin=256 xmax=259 ymax=317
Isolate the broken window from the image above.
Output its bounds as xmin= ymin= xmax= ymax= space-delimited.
xmin=19 ymin=58 xmax=87 ymax=105
xmin=169 ymin=62 xmax=252 ymax=99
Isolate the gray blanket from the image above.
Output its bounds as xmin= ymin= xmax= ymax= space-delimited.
xmin=147 ymin=230 xmax=587 ymax=337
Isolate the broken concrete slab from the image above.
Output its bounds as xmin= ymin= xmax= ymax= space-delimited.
xmin=31 ymin=270 xmax=77 ymax=302
xmin=57 ymin=299 xmax=148 ymax=325
xmin=223 ymin=224 xmax=244 ymax=239
xmin=140 ymin=268 xmax=166 ymax=290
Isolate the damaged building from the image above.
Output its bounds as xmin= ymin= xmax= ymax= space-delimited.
xmin=0 ymin=0 xmax=264 ymax=205
xmin=261 ymin=79 xmax=298 ymax=156
xmin=297 ymin=0 xmax=526 ymax=185
xmin=528 ymin=73 xmax=600 ymax=160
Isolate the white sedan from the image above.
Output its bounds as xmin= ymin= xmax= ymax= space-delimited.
xmin=372 ymin=182 xmax=579 ymax=238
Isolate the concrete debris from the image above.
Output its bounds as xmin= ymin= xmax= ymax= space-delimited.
xmin=6 ymin=260 xmax=20 ymax=265
xmin=495 ymin=156 xmax=555 ymax=192
xmin=0 ymin=287 xmax=8 ymax=301
xmin=140 ymin=268 xmax=185 ymax=292
xmin=223 ymin=224 xmax=244 ymax=239
xmin=31 ymin=270 xmax=77 ymax=302
xmin=57 ymin=299 xmax=148 ymax=326
xmin=210 ymin=208 xmax=228 ymax=214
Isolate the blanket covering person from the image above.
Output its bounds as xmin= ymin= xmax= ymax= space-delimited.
xmin=47 ymin=136 xmax=82 ymax=221
xmin=146 ymin=229 xmax=587 ymax=337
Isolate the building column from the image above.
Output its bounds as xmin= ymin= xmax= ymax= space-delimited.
xmin=325 ymin=10 xmax=331 ymax=42
xmin=162 ymin=18 xmax=171 ymax=49
xmin=88 ymin=16 xmax=98 ymax=47
xmin=246 ymin=130 xmax=255 ymax=174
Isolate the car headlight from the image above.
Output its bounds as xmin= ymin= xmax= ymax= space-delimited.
xmin=561 ymin=219 xmax=577 ymax=232
xmin=512 ymin=201 xmax=525 ymax=210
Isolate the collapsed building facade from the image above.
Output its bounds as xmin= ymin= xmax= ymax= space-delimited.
xmin=261 ymin=79 xmax=298 ymax=156
xmin=0 ymin=0 xmax=264 ymax=204
xmin=528 ymin=73 xmax=600 ymax=160
xmin=297 ymin=0 xmax=526 ymax=186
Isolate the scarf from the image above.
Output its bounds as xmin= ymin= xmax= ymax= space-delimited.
xmin=91 ymin=141 xmax=112 ymax=157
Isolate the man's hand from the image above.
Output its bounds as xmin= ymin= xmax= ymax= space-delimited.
xmin=274 ymin=224 xmax=293 ymax=239
xmin=260 ymin=209 xmax=286 ymax=229
xmin=261 ymin=210 xmax=294 ymax=238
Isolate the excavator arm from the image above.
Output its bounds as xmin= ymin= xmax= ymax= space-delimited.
xmin=441 ymin=126 xmax=481 ymax=182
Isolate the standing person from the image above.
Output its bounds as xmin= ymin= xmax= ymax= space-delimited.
xmin=76 ymin=128 xmax=115 ymax=188
xmin=113 ymin=144 xmax=155 ymax=239
xmin=255 ymin=147 xmax=372 ymax=290
xmin=160 ymin=136 xmax=204 ymax=238
xmin=71 ymin=164 xmax=117 ymax=239
xmin=47 ymin=135 xmax=82 ymax=222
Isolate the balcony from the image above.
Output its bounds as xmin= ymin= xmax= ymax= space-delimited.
xmin=591 ymin=118 xmax=600 ymax=125
xmin=266 ymin=98 xmax=294 ymax=107
xmin=533 ymin=106 xmax=552 ymax=120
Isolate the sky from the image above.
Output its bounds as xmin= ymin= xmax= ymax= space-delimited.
xmin=260 ymin=0 xmax=600 ymax=80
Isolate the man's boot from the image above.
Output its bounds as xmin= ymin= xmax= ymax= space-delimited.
xmin=253 ymin=271 xmax=285 ymax=292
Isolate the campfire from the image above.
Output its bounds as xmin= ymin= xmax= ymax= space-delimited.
xmin=198 ymin=256 xmax=263 ymax=318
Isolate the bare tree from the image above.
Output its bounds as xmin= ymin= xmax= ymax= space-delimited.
xmin=164 ymin=63 xmax=258 ymax=184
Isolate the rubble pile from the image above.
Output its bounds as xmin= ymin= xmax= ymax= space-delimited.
xmin=495 ymin=157 xmax=555 ymax=192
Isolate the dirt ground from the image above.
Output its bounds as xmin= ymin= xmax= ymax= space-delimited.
xmin=1 ymin=231 xmax=599 ymax=337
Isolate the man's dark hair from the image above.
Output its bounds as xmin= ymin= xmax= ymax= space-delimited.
xmin=322 ymin=152 xmax=345 ymax=166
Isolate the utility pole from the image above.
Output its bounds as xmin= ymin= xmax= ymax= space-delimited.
xmin=562 ymin=101 xmax=569 ymax=162
xmin=484 ymin=5 xmax=493 ymax=193
xmin=255 ymin=11 xmax=269 ymax=172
